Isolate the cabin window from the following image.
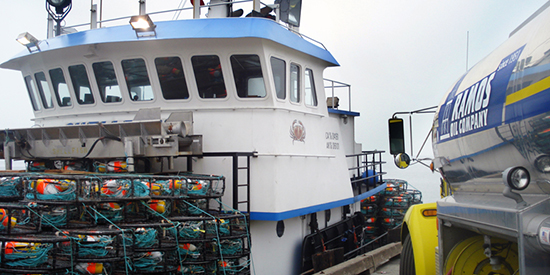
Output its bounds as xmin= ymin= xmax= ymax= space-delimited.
xmin=305 ymin=69 xmax=317 ymax=106
xmin=271 ymin=57 xmax=286 ymax=100
xmin=290 ymin=63 xmax=300 ymax=103
xmin=49 ymin=68 xmax=71 ymax=107
xmin=92 ymin=61 xmax=122 ymax=103
xmin=230 ymin=55 xmax=266 ymax=98
xmin=24 ymin=76 xmax=40 ymax=111
xmin=155 ymin=57 xmax=189 ymax=100
xmin=191 ymin=55 xmax=227 ymax=99
xmin=34 ymin=72 xmax=54 ymax=109
xmin=68 ymin=65 xmax=94 ymax=105
xmin=122 ymin=58 xmax=154 ymax=101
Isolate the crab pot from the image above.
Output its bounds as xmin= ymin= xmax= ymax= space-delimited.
xmin=0 ymin=203 xmax=42 ymax=234
xmin=179 ymin=241 xmax=206 ymax=262
xmin=36 ymin=202 xmax=96 ymax=229
xmin=361 ymin=203 xmax=378 ymax=216
xmin=98 ymin=178 xmax=151 ymax=200
xmin=59 ymin=227 xmax=132 ymax=261
xmin=178 ymin=260 xmax=211 ymax=275
xmin=118 ymin=223 xmax=178 ymax=250
xmin=24 ymin=177 xmax=78 ymax=202
xmin=185 ymin=174 xmax=226 ymax=198
xmin=211 ymin=255 xmax=251 ymax=275
xmin=172 ymin=198 xmax=219 ymax=216
xmin=126 ymin=247 xmax=178 ymax=274
xmin=0 ymin=176 xmax=24 ymax=201
xmin=0 ymin=234 xmax=72 ymax=274
xmin=209 ymin=235 xmax=250 ymax=258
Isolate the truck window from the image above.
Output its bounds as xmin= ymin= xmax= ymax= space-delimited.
xmin=230 ymin=54 xmax=266 ymax=98
xmin=155 ymin=56 xmax=189 ymax=100
xmin=290 ymin=63 xmax=300 ymax=103
xmin=68 ymin=64 xmax=94 ymax=105
xmin=49 ymin=68 xmax=71 ymax=107
xmin=24 ymin=75 xmax=40 ymax=111
xmin=34 ymin=72 xmax=54 ymax=109
xmin=271 ymin=57 xmax=286 ymax=100
xmin=305 ymin=68 xmax=317 ymax=106
xmin=192 ymin=55 xmax=227 ymax=99
xmin=122 ymin=58 xmax=154 ymax=102
xmin=93 ymin=61 xmax=122 ymax=103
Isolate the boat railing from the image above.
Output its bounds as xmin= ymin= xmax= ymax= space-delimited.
xmin=58 ymin=0 xmax=328 ymax=50
xmin=324 ymin=79 xmax=352 ymax=113
xmin=346 ymin=150 xmax=386 ymax=194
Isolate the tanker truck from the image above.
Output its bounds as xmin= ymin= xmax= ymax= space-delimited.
xmin=394 ymin=1 xmax=550 ymax=274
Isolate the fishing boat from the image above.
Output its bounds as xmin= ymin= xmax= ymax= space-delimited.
xmin=0 ymin=1 xmax=420 ymax=274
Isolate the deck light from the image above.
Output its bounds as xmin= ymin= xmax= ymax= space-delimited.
xmin=16 ymin=32 xmax=41 ymax=53
xmin=47 ymin=0 xmax=71 ymax=14
xmin=130 ymin=14 xmax=156 ymax=37
xmin=503 ymin=166 xmax=530 ymax=191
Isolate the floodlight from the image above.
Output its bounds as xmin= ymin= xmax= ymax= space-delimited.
xmin=16 ymin=32 xmax=41 ymax=53
xmin=47 ymin=0 xmax=71 ymax=14
xmin=130 ymin=14 xmax=156 ymax=37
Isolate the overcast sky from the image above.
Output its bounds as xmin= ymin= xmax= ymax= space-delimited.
xmin=0 ymin=1 xmax=547 ymax=201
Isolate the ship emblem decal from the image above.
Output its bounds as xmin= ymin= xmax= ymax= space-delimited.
xmin=290 ymin=120 xmax=306 ymax=143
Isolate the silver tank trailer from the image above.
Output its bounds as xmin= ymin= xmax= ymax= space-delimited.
xmin=432 ymin=2 xmax=550 ymax=273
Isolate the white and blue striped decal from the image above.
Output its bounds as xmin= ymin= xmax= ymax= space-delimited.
xmin=437 ymin=46 xmax=525 ymax=142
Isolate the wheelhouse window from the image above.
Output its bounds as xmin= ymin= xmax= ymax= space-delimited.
xmin=230 ymin=54 xmax=266 ymax=98
xmin=155 ymin=56 xmax=189 ymax=100
xmin=34 ymin=72 xmax=53 ymax=109
xmin=305 ymin=69 xmax=318 ymax=106
xmin=68 ymin=64 xmax=94 ymax=105
xmin=92 ymin=61 xmax=122 ymax=103
xmin=191 ymin=55 xmax=227 ymax=99
xmin=49 ymin=68 xmax=71 ymax=107
xmin=270 ymin=57 xmax=286 ymax=100
xmin=24 ymin=76 xmax=40 ymax=111
xmin=122 ymin=58 xmax=154 ymax=101
xmin=290 ymin=63 xmax=300 ymax=103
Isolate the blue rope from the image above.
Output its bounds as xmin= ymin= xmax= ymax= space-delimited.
xmin=0 ymin=177 xmax=20 ymax=197
xmin=134 ymin=228 xmax=158 ymax=248
xmin=63 ymin=235 xmax=113 ymax=257
xmin=85 ymin=206 xmax=132 ymax=274
xmin=134 ymin=251 xmax=163 ymax=271
xmin=179 ymin=221 xmax=204 ymax=239
xmin=1 ymin=243 xmax=53 ymax=267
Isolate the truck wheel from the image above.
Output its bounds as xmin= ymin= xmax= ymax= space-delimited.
xmin=444 ymin=235 xmax=518 ymax=275
xmin=399 ymin=234 xmax=415 ymax=275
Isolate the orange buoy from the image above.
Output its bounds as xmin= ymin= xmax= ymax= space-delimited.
xmin=76 ymin=262 xmax=104 ymax=274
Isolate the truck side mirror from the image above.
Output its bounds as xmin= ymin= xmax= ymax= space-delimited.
xmin=389 ymin=118 xmax=405 ymax=155
xmin=394 ymin=153 xmax=411 ymax=169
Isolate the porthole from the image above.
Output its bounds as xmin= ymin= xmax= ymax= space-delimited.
xmin=276 ymin=220 xmax=285 ymax=238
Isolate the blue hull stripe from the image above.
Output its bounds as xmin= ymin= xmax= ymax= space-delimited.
xmin=250 ymin=183 xmax=386 ymax=221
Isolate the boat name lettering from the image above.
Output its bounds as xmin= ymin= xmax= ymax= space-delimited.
xmin=325 ymin=132 xmax=339 ymax=140
xmin=326 ymin=142 xmax=339 ymax=150
xmin=52 ymin=147 xmax=89 ymax=155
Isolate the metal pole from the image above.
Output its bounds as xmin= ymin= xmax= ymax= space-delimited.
xmin=232 ymin=154 xmax=239 ymax=210
xmin=409 ymin=114 xmax=413 ymax=157
xmin=193 ymin=0 xmax=201 ymax=18
xmin=47 ymin=14 xmax=54 ymax=39
xmin=139 ymin=0 xmax=146 ymax=15
xmin=90 ymin=4 xmax=98 ymax=29
xmin=253 ymin=0 xmax=261 ymax=12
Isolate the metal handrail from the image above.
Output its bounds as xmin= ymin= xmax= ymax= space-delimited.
xmin=324 ymin=78 xmax=352 ymax=112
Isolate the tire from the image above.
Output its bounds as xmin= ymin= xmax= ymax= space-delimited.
xmin=400 ymin=234 xmax=415 ymax=275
